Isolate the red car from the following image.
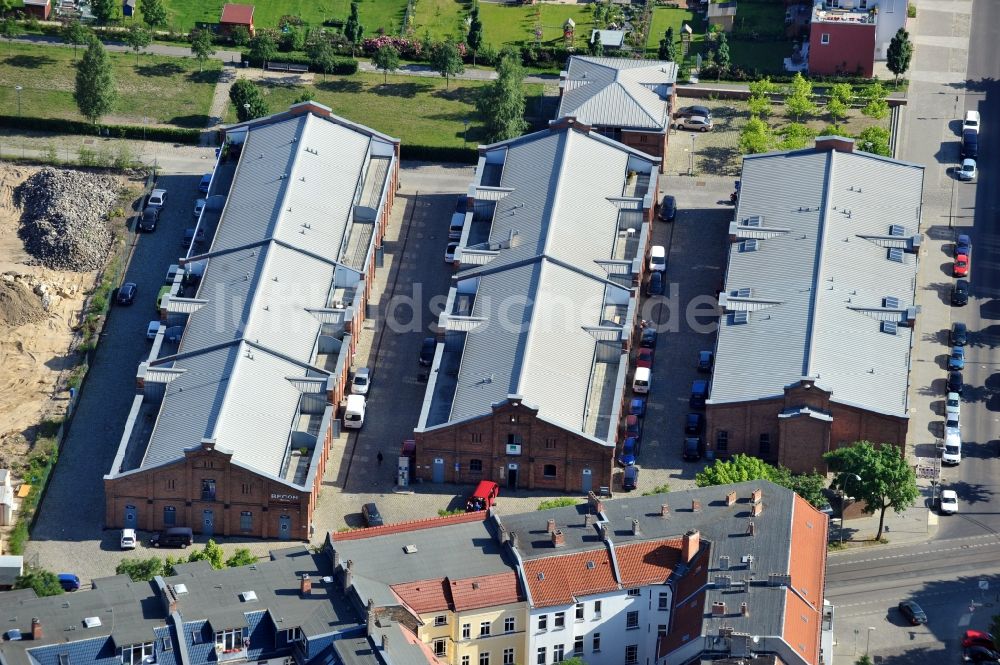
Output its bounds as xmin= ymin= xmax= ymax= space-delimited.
xmin=963 ymin=630 xmax=995 ymax=649
xmin=637 ymin=347 xmax=654 ymax=369
xmin=625 ymin=415 xmax=642 ymax=441
xmin=954 ymin=253 xmax=970 ymax=277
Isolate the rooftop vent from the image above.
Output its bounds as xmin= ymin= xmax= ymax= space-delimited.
xmin=715 ymin=575 xmax=732 ymax=589
xmin=719 ymin=556 xmax=730 ymax=570
xmin=403 ymin=544 xmax=418 ymax=554
xmin=83 ymin=617 xmax=102 ymax=629
xmin=537 ymin=572 xmax=545 ymax=581
xmin=712 ymin=601 xmax=727 ymax=617
xmin=239 ymin=591 xmax=258 ymax=602
xmin=174 ymin=584 xmax=188 ymax=594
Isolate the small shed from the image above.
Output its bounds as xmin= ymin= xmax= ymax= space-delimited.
xmin=590 ymin=29 xmax=626 ymax=50
xmin=707 ymin=0 xmax=738 ymax=32
xmin=0 ymin=555 xmax=23 ymax=590
xmin=22 ymin=0 xmax=51 ymax=20
xmin=122 ymin=0 xmax=136 ymax=17
xmin=220 ymin=3 xmax=255 ymax=37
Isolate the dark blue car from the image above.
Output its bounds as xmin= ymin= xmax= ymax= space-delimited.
xmin=956 ymin=233 xmax=971 ymax=257
xmin=949 ymin=346 xmax=965 ymax=370
xmin=58 ymin=573 xmax=81 ymax=592
xmin=628 ymin=397 xmax=646 ymax=417
xmin=198 ymin=173 xmax=212 ymax=194
xmin=618 ymin=436 xmax=638 ymax=466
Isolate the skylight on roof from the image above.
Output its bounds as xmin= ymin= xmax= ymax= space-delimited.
xmin=881 ymin=321 xmax=898 ymax=335
xmin=734 ymin=288 xmax=752 ymax=298
xmin=174 ymin=584 xmax=188 ymax=594
xmin=744 ymin=216 xmax=763 ymax=227
xmin=83 ymin=617 xmax=102 ymax=629
xmin=740 ymin=239 xmax=759 ymax=253
xmin=887 ymin=248 xmax=904 ymax=263
xmin=883 ymin=296 xmax=900 ymax=309
xmin=239 ymin=591 xmax=258 ymax=602
xmin=730 ymin=311 xmax=749 ymax=325
xmin=889 ymin=224 xmax=905 ymax=237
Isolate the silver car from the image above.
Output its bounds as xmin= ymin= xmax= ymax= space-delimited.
xmin=676 ymin=115 xmax=714 ymax=132
xmin=351 ymin=367 xmax=370 ymax=395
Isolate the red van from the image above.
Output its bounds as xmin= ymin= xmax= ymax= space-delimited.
xmin=466 ymin=481 xmax=500 ymax=512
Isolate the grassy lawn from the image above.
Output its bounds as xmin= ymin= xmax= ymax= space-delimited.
xmin=645 ymin=6 xmax=703 ymax=56
xmin=0 ymin=42 xmax=219 ymax=127
xmin=477 ymin=3 xmax=596 ymax=48
xmin=159 ymin=0 xmax=409 ymax=34
xmin=223 ymin=71 xmax=544 ymax=148
xmin=407 ymin=0 xmax=471 ymax=41
xmin=728 ymin=40 xmax=789 ymax=72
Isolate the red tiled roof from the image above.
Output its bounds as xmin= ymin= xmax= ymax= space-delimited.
xmin=220 ymin=3 xmax=254 ymax=24
xmin=449 ymin=572 xmax=522 ymax=611
xmin=658 ymin=549 xmax=709 ymax=657
xmin=615 ymin=538 xmax=683 ymax=587
xmin=332 ymin=511 xmax=487 ymax=541
xmin=391 ymin=578 xmax=451 ymax=615
xmin=783 ymin=494 xmax=827 ymax=665
xmin=523 ymin=550 xmax=618 ymax=608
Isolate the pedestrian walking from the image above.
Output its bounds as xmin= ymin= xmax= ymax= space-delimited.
xmin=376 ymin=451 xmax=384 ymax=466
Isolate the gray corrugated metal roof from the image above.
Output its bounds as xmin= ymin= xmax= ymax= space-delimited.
xmin=558 ymin=56 xmax=677 ymax=130
xmin=710 ymin=146 xmax=923 ymax=416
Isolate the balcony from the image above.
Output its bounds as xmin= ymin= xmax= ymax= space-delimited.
xmin=812 ymin=6 xmax=876 ymax=24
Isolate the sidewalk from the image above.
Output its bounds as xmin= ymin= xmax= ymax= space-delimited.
xmin=830 ymin=484 xmax=938 ymax=552
xmin=5 ymin=32 xmax=242 ymax=61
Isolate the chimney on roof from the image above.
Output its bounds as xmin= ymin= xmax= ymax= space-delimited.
xmin=750 ymin=488 xmax=763 ymax=504
xmin=30 ymin=618 xmax=42 ymax=640
xmin=331 ymin=548 xmax=341 ymax=569
xmin=751 ymin=503 xmax=763 ymax=518
xmin=343 ymin=559 xmax=354 ymax=591
xmin=599 ymin=523 xmax=610 ymax=541
xmin=631 ymin=519 xmax=641 ymax=536
xmin=682 ymin=530 xmax=700 ymax=563
xmin=748 ymin=520 xmax=756 ymax=537
xmin=381 ymin=634 xmax=388 ymax=652
xmin=510 ymin=531 xmax=520 ymax=550
xmin=300 ymin=573 xmax=312 ymax=597
xmin=551 ymin=529 xmax=566 ymax=547
xmin=712 ymin=601 xmax=726 ymax=617
xmin=588 ymin=491 xmax=604 ymax=515
xmin=660 ymin=503 xmax=670 ymax=518
xmin=814 ymin=136 xmax=855 ymax=154
xmin=692 ymin=500 xmax=701 ymax=512
xmin=547 ymin=519 xmax=557 ymax=534
xmin=740 ymin=602 xmax=749 ymax=617
xmin=366 ymin=599 xmax=376 ymax=635
xmin=584 ymin=513 xmax=596 ymax=527
xmin=496 ymin=524 xmax=508 ymax=544
xmin=725 ymin=491 xmax=737 ymax=506
xmin=160 ymin=579 xmax=179 ymax=615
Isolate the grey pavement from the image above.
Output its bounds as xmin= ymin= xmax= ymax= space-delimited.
xmin=0 ymin=131 xmax=218 ymax=173
xmin=6 ymin=32 xmax=242 ymax=61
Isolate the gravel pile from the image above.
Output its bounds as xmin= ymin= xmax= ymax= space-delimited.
xmin=15 ymin=168 xmax=121 ymax=271
xmin=0 ymin=279 xmax=46 ymax=327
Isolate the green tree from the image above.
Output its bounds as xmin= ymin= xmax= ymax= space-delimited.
xmin=372 ymin=44 xmax=400 ymax=83
xmin=739 ymin=115 xmax=772 ymax=154
xmin=657 ymin=26 xmax=675 ymax=61
xmin=307 ymin=37 xmax=338 ymax=80
xmin=431 ymin=40 xmax=464 ymax=89
xmin=139 ymin=0 xmax=167 ymax=29
xmin=344 ymin=1 xmax=363 ymax=56
xmin=856 ymin=657 xmax=873 ymax=665
xmin=747 ymin=94 xmax=772 ymax=118
xmin=784 ymin=72 xmax=817 ymax=121
xmin=225 ymin=548 xmax=258 ymax=568
xmin=0 ymin=17 xmax=21 ymax=54
xmin=861 ymin=81 xmax=889 ymax=119
xmin=15 ymin=569 xmax=64 ymax=597
xmin=189 ymin=28 xmax=216 ymax=72
xmin=824 ymin=441 xmax=919 ymax=541
xmin=770 ymin=466 xmax=828 ymax=508
xmin=116 ymin=556 xmax=164 ymax=582
xmin=826 ymin=96 xmax=848 ymax=122
xmin=230 ymin=24 xmax=250 ymax=47
xmin=828 ymin=82 xmax=854 ymax=106
xmin=886 ymin=28 xmax=913 ymax=85
xmin=589 ymin=30 xmax=603 ymax=56
xmin=466 ymin=5 xmax=483 ymax=67
xmin=476 ymin=48 xmax=528 ymax=143
xmin=696 ymin=453 xmax=777 ymax=486
xmin=91 ymin=0 xmax=120 ymax=23
xmin=187 ymin=538 xmax=225 ymax=569
xmin=75 ymin=37 xmax=116 ymax=124
xmin=0 ymin=0 xmax=14 ymax=17
xmin=229 ymin=78 xmax=269 ymax=121
xmin=748 ymin=77 xmax=779 ymax=96
xmin=162 ymin=555 xmax=184 ymax=577
xmin=714 ymin=32 xmax=730 ymax=78
xmin=123 ymin=22 xmax=151 ymax=65
xmin=857 ymin=125 xmax=891 ymax=156
xmin=248 ymin=30 xmax=277 ymax=69
xmin=62 ymin=19 xmax=92 ymax=60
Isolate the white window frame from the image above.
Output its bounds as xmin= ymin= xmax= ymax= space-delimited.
xmin=434 ymin=615 xmax=447 ymax=627
xmin=215 ymin=629 xmax=242 ymax=652
xmin=504 ymin=617 xmax=515 ymax=633
xmin=503 ymin=648 xmax=515 ymax=665
xmin=480 ymin=621 xmax=492 ymax=637
xmin=821 ymin=33 xmax=830 ymax=45
xmin=553 ymin=612 xmax=565 ymax=629
xmin=626 ymin=611 xmax=639 ymax=629
xmin=462 ymin=623 xmax=471 ymax=640
xmin=283 ymin=628 xmax=301 ymax=643
xmin=433 ymin=639 xmax=447 ymax=657
xmin=553 ymin=644 xmax=565 ymax=663
xmin=658 ymin=592 xmax=669 ymax=610
xmin=625 ymin=645 xmax=639 ymax=665
xmin=121 ymin=643 xmax=154 ymax=665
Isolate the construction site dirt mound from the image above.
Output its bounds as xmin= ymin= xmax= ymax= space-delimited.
xmin=0 ymin=278 xmax=46 ymax=327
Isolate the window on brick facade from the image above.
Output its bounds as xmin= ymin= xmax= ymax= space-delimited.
xmin=573 ymin=636 xmax=584 ymax=655
xmin=165 ymin=478 xmax=175 ymax=490
xmin=504 ymin=617 xmax=515 ymax=633
xmin=554 ymin=612 xmax=565 ymax=628
xmin=543 ymin=464 xmax=557 ymax=478
xmin=201 ymin=479 xmax=216 ymax=501
xmin=716 ymin=430 xmax=729 ymax=452
xmin=658 ymin=592 xmax=669 ymax=610
xmin=434 ymin=640 xmax=446 ymax=657
xmin=163 ymin=506 xmax=176 ymax=526
xmin=479 ymin=653 xmax=490 ymax=665
xmin=538 ymin=615 xmax=548 ymax=631
xmin=592 ymin=634 xmax=601 ymax=652
xmin=821 ymin=33 xmax=830 ymax=45
xmin=507 ymin=433 xmax=522 ymax=446
xmin=462 ymin=624 xmax=471 ymax=640
xmin=503 ymin=649 xmax=514 ymax=665
xmin=626 ymin=611 xmax=639 ymax=629
xmin=471 ymin=432 xmax=483 ymax=443
xmin=480 ymin=621 xmax=491 ymax=637
xmin=537 ymin=648 xmax=546 ymax=665
xmin=640 ymin=135 xmax=647 ymax=143
xmin=470 ymin=459 xmax=483 ymax=472
xmin=544 ymin=438 xmax=556 ymax=449
xmin=240 ymin=511 xmax=252 ymax=532
xmin=241 ymin=482 xmax=252 ymax=495
xmin=759 ymin=433 xmax=771 ymax=456
xmin=553 ymin=644 xmax=564 ymax=663
xmin=625 ymin=645 xmax=638 ymax=665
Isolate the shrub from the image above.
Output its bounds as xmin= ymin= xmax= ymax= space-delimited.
xmin=907 ymin=3 xmax=916 ymax=18
xmin=399 ymin=144 xmax=476 ymax=164
xmin=537 ymin=497 xmax=581 ymax=511
xmin=0 ymin=115 xmax=200 ymax=143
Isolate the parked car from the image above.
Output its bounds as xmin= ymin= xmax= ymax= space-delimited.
xmin=964 ymin=646 xmax=1000 ymax=662
xmin=183 ymin=227 xmax=206 ymax=248
xmin=139 ymin=207 xmax=159 ymax=232
xmin=946 ymin=411 xmax=960 ymax=431
xmin=948 ymin=370 xmax=964 ymax=394
xmin=649 ymin=245 xmax=666 ymax=272
xmin=622 ymin=464 xmax=639 ymax=491
xmin=150 ymin=526 xmax=193 ymax=548
xmin=962 ymin=630 xmax=995 ymax=649
xmin=147 ymin=189 xmax=167 ymax=208
xmin=58 ymin=573 xmax=81 ymax=592
xmin=455 ymin=195 xmax=468 ymax=214
xmin=951 ymin=322 xmax=968 ymax=346
xmin=675 ymin=105 xmax=713 ymax=120
xmin=419 ymin=337 xmax=436 ymax=366
xmin=198 ymin=173 xmax=212 ymax=194
xmin=640 ymin=327 xmax=657 ymax=349
xmin=956 ymin=233 xmax=971 ymax=257
xmin=117 ymin=282 xmax=137 ymax=306
xmin=963 ymin=110 xmax=981 ymax=134
xmin=193 ymin=198 xmax=206 ymax=218
xmin=683 ymin=436 xmax=702 ymax=461
xmin=465 ymin=480 xmax=500 ymax=512
xmin=625 ymin=415 xmax=642 ymax=440
xmin=949 ymin=346 xmax=966 ymax=370
xmin=897 ymin=600 xmax=927 ymax=625
xmin=962 ymin=129 xmax=979 ymax=159
xmin=646 ymin=271 xmax=665 ymax=296
xmin=120 ymin=528 xmax=137 ymax=550
xmin=952 ymin=279 xmax=970 ymax=306
xmin=362 ymin=502 xmax=384 ymax=527
xmin=636 ymin=347 xmax=654 ymax=369
xmin=685 ymin=412 xmax=704 ymax=436
xmin=958 ymin=158 xmax=977 ymax=181
xmin=954 ymin=253 xmax=970 ymax=277
xmin=946 ymin=391 xmax=961 ymax=418
xmin=690 ymin=380 xmax=709 ymax=409
xmin=697 ymin=350 xmax=714 ymax=373
xmin=658 ymin=194 xmax=677 ymax=222
xmin=618 ymin=436 xmax=638 ymax=466
xmin=445 ymin=242 xmax=459 ymax=263
xmin=146 ymin=321 xmax=161 ymax=340
xmin=676 ymin=116 xmax=713 ymax=132
xmin=939 ymin=489 xmax=958 ymax=515
xmin=448 ymin=212 xmax=465 ymax=240
xmin=628 ymin=397 xmax=646 ymax=417
xmin=351 ymin=367 xmax=371 ymax=395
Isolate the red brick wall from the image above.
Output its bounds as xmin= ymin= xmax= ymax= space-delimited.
xmin=414 ymin=399 xmax=614 ymax=493
xmin=621 ymin=130 xmax=668 ymax=171
xmin=808 ymin=21 xmax=876 ymax=78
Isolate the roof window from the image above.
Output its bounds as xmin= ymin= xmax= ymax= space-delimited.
xmin=881 ymin=321 xmax=897 ymax=335
xmin=889 ymin=224 xmax=905 ymax=236
xmin=887 ymin=248 xmax=904 ymax=263
xmin=730 ymin=311 xmax=749 ymax=325
xmin=883 ymin=296 xmax=899 ymax=309
xmin=740 ymin=239 xmax=759 ymax=252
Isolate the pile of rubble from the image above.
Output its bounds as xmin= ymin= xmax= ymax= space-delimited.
xmin=15 ymin=168 xmax=122 ymax=271
xmin=0 ymin=277 xmax=46 ymax=327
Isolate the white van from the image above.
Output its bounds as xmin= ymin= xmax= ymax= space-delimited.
xmin=449 ymin=212 xmax=466 ymax=240
xmin=343 ymin=394 xmax=367 ymax=429
xmin=942 ymin=427 xmax=961 ymax=465
xmin=649 ymin=245 xmax=666 ymax=272
xmin=632 ymin=367 xmax=651 ymax=394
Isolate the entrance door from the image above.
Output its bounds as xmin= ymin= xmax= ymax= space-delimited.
xmin=507 ymin=463 xmax=519 ymax=489
xmin=202 ymin=509 xmax=214 ymax=537
xmin=279 ymin=514 xmax=291 ymax=540
xmin=124 ymin=504 xmax=137 ymax=529
xmin=432 ymin=458 xmax=445 ymax=483
xmin=581 ymin=468 xmax=593 ymax=494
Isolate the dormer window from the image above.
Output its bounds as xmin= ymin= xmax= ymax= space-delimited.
xmin=740 ymin=239 xmax=759 ymax=252
xmin=284 ymin=628 xmax=302 ymax=643
xmin=215 ymin=629 xmax=243 ymax=652
xmin=121 ymin=643 xmax=154 ymax=665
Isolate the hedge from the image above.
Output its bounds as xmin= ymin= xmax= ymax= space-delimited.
xmin=399 ymin=144 xmax=477 ymax=164
xmin=0 ymin=115 xmax=201 ymax=143
xmin=241 ymin=53 xmax=358 ymax=74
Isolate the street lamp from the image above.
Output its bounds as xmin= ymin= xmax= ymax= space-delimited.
xmin=689 ymin=133 xmax=696 ymax=176
xmin=865 ymin=626 xmax=876 ymax=656
xmin=243 ymin=102 xmax=250 ymax=121
xmin=838 ymin=472 xmax=862 ymax=545
xmin=463 ymin=117 xmax=470 ymax=147
xmin=14 ymin=85 xmax=22 ymax=118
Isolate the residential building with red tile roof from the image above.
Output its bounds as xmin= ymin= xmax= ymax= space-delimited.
xmin=219 ymin=3 xmax=255 ymax=37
